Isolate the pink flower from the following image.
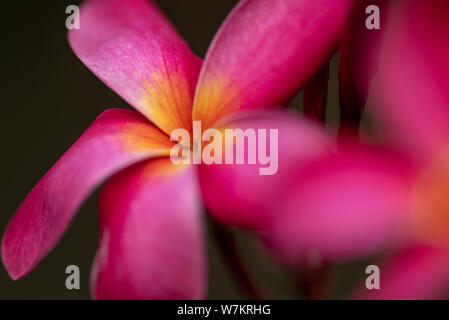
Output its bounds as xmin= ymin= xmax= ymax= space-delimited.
xmin=1 ymin=0 xmax=355 ymax=299
xmin=264 ymin=0 xmax=449 ymax=299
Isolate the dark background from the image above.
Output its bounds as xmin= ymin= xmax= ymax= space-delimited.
xmin=0 ymin=0 xmax=362 ymax=299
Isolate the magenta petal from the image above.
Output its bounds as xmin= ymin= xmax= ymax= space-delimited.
xmin=68 ymin=0 xmax=202 ymax=134
xmin=264 ymin=146 xmax=413 ymax=264
xmin=199 ymin=110 xmax=333 ymax=230
xmin=358 ymin=244 xmax=449 ymax=300
xmin=372 ymin=0 xmax=449 ymax=159
xmin=2 ymin=109 xmax=172 ymax=280
xmin=193 ymin=0 xmax=356 ymax=128
xmin=92 ymin=159 xmax=206 ymax=300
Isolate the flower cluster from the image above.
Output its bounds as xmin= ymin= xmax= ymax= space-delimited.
xmin=3 ymin=0 xmax=449 ymax=300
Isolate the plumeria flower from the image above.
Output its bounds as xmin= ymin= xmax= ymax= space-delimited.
xmin=263 ymin=0 xmax=449 ymax=299
xmin=1 ymin=0 xmax=355 ymax=299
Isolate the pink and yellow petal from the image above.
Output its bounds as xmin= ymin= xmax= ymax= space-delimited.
xmin=69 ymin=0 xmax=201 ymax=135
xmin=92 ymin=158 xmax=206 ymax=300
xmin=193 ymin=0 xmax=356 ymax=129
xmin=1 ymin=109 xmax=172 ymax=280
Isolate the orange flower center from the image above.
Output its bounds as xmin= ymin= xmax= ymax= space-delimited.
xmin=411 ymin=150 xmax=449 ymax=245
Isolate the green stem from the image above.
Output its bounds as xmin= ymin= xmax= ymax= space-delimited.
xmin=297 ymin=261 xmax=331 ymax=300
xmin=211 ymin=220 xmax=265 ymax=300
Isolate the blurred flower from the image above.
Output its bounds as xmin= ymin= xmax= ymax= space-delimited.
xmin=264 ymin=0 xmax=449 ymax=299
xmin=1 ymin=0 xmax=355 ymax=299
xmin=359 ymin=0 xmax=449 ymax=299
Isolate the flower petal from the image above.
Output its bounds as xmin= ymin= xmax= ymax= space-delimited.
xmin=92 ymin=159 xmax=206 ymax=300
xmin=193 ymin=0 xmax=356 ymax=129
xmin=358 ymin=244 xmax=449 ymax=300
xmin=198 ymin=109 xmax=334 ymax=230
xmin=264 ymin=145 xmax=413 ymax=264
xmin=68 ymin=0 xmax=202 ymax=135
xmin=2 ymin=109 xmax=172 ymax=280
xmin=371 ymin=0 xmax=449 ymax=159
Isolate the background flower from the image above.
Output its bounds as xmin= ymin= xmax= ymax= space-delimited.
xmin=264 ymin=0 xmax=449 ymax=299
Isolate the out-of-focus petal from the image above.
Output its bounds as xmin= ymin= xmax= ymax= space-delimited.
xmin=69 ymin=0 xmax=202 ymax=135
xmin=264 ymin=145 xmax=413 ymax=264
xmin=198 ymin=109 xmax=334 ymax=230
xmin=358 ymin=244 xmax=449 ymax=300
xmin=2 ymin=109 xmax=172 ymax=280
xmin=371 ymin=0 xmax=449 ymax=159
xmin=193 ymin=0 xmax=356 ymax=129
xmin=92 ymin=159 xmax=206 ymax=300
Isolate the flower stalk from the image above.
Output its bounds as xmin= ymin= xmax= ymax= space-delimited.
xmin=303 ymin=61 xmax=329 ymax=124
xmin=210 ymin=219 xmax=265 ymax=300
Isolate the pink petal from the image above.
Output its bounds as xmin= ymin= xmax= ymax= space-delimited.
xmin=193 ymin=0 xmax=356 ymax=129
xmin=92 ymin=159 xmax=206 ymax=300
xmin=264 ymin=145 xmax=413 ymax=264
xmin=68 ymin=0 xmax=202 ymax=135
xmin=198 ymin=110 xmax=334 ymax=230
xmin=2 ymin=109 xmax=172 ymax=280
xmin=358 ymin=244 xmax=449 ymax=300
xmin=371 ymin=0 xmax=449 ymax=159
